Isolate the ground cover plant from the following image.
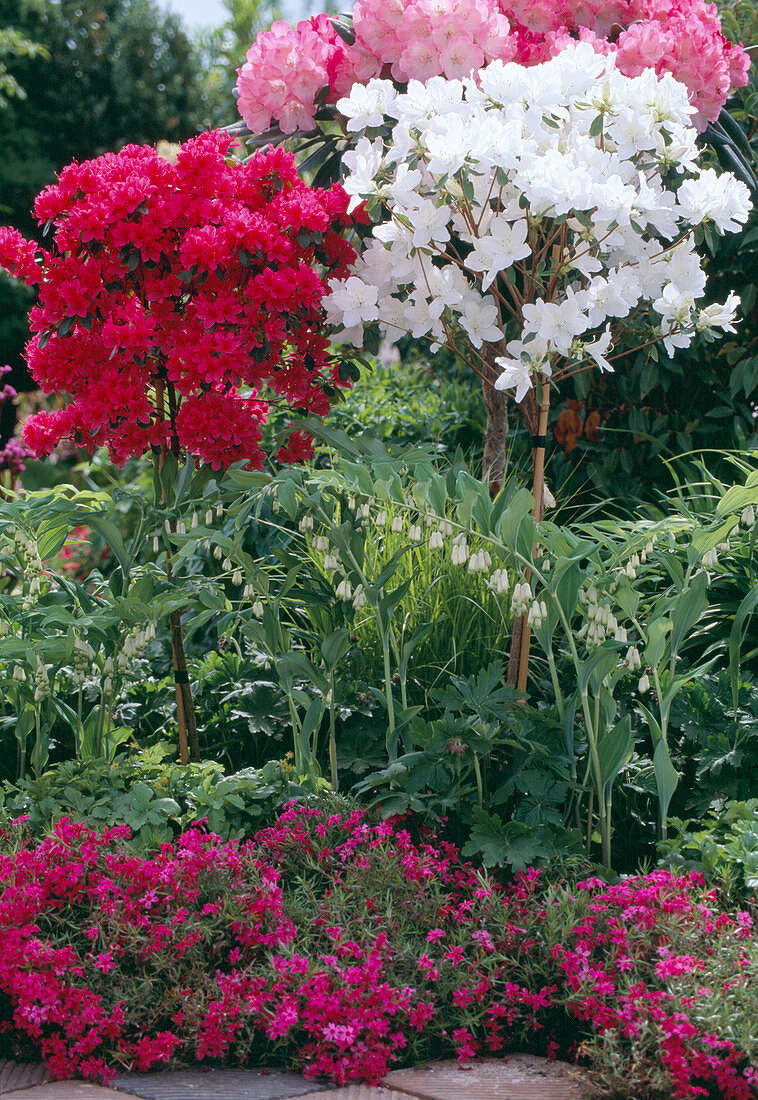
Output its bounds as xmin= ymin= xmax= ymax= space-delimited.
xmin=1 ymin=804 xmax=757 ymax=1099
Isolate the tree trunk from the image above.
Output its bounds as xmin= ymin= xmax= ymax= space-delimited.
xmin=480 ymin=351 xmax=509 ymax=498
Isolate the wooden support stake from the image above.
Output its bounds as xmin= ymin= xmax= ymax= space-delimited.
xmin=508 ymin=378 xmax=552 ymax=693
xmin=155 ymin=378 xmax=199 ymax=764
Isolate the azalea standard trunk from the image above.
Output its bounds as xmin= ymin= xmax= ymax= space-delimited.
xmin=480 ymin=349 xmax=509 ymax=498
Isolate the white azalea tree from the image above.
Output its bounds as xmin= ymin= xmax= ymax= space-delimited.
xmin=323 ymin=44 xmax=751 ymax=684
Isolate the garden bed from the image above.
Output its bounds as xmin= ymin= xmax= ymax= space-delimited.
xmin=1 ymin=804 xmax=756 ymax=1099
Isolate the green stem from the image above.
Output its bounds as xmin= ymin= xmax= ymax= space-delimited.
xmin=96 ymin=692 xmax=107 ymax=759
xmin=34 ymin=709 xmax=41 ymax=777
xmin=76 ymin=687 xmax=83 ymax=761
xmin=546 ymin=649 xmax=564 ymax=714
xmin=18 ymin=733 xmax=25 ymax=781
xmin=328 ymin=671 xmax=338 ymax=791
xmin=472 ymin=753 xmax=484 ymax=810
xmin=287 ymin=694 xmax=304 ymax=776
xmin=381 ymin=629 xmax=397 ymax=757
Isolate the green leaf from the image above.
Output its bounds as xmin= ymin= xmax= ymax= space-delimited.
xmin=297 ymin=696 xmax=324 ymax=770
xmin=275 ymin=478 xmax=299 ymax=521
xmin=377 ymin=579 xmax=411 ymax=631
xmin=729 ymin=584 xmax=758 ymax=712
xmin=462 ymin=809 xmax=551 ymax=871
xmin=15 ymin=704 xmax=36 ymax=747
xmin=669 ymin=572 xmax=708 ymax=658
xmin=644 ymin=617 xmax=671 ymax=671
xmin=85 ymin=514 xmax=131 ymax=582
xmin=320 ymin=628 xmax=350 ymax=672
xmin=613 ymin=577 xmax=639 ymax=622
xmin=101 ymin=725 xmax=133 ymax=763
xmin=36 ymin=523 xmax=70 ymax=561
xmin=654 ymin=739 xmax=679 ymax=822
xmin=427 ymin=474 xmax=448 ymax=517
xmin=172 ymin=457 xmax=195 ymax=507
xmin=158 ymin=451 xmax=179 ymax=504
xmin=496 ymin=488 xmax=535 ymax=552
xmin=589 ymin=113 xmax=604 ymax=138
xmin=552 ymin=561 xmax=582 ymax=621
xmin=596 ymin=715 xmax=633 ymax=801
xmin=578 ymin=645 xmax=619 ymax=695
xmin=638 ymin=700 xmax=663 ymax=745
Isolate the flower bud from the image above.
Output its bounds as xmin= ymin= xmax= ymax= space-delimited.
xmin=741 ymin=505 xmax=755 ymax=528
xmin=252 ymin=600 xmax=264 ymax=619
xmin=625 ymin=646 xmax=641 ymax=671
xmin=638 ymin=673 xmax=650 ymax=693
xmin=488 ymin=568 xmax=509 ymax=594
xmin=336 ymin=579 xmax=353 ymax=601
xmin=451 ymin=541 xmax=469 ymax=567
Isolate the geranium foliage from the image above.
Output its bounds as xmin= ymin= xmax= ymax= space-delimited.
xmin=0 ymin=132 xmax=360 ymax=470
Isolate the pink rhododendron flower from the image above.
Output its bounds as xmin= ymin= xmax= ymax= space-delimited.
xmin=236 ymin=0 xmax=749 ymax=135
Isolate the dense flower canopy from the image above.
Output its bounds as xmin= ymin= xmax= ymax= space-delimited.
xmin=323 ymin=46 xmax=751 ymax=410
xmin=236 ymin=0 xmax=750 ymax=136
xmin=0 ymin=132 xmax=360 ymax=469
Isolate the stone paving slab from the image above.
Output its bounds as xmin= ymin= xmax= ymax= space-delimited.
xmin=112 ymin=1069 xmax=326 ymax=1099
xmin=3 ymin=1085 xmax=116 ymax=1098
xmin=3 ymin=1057 xmax=595 ymax=1100
xmin=0 ymin=1061 xmax=51 ymax=1094
xmin=384 ymin=1056 xmax=592 ymax=1100
xmin=299 ymin=1091 xmax=414 ymax=1099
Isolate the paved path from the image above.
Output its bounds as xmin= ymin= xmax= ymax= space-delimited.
xmin=0 ymin=1057 xmax=593 ymax=1099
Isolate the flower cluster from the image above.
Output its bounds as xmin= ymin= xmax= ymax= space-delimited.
xmin=324 ymin=46 xmax=750 ymax=408
xmin=237 ymin=15 xmax=380 ymax=135
xmin=236 ymin=0 xmax=749 ymax=136
xmin=0 ymin=133 xmax=360 ymax=469
xmin=1 ymin=806 xmax=756 ymax=1096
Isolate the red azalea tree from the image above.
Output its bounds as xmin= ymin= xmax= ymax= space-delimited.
xmin=0 ymin=129 xmax=361 ymax=762
xmin=0 ymin=130 xmax=359 ymax=469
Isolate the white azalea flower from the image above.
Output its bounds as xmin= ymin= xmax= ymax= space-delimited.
xmin=494 ymin=356 xmax=533 ymax=402
xmin=337 ymin=79 xmax=396 ymax=132
xmin=695 ymin=292 xmax=740 ymax=334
